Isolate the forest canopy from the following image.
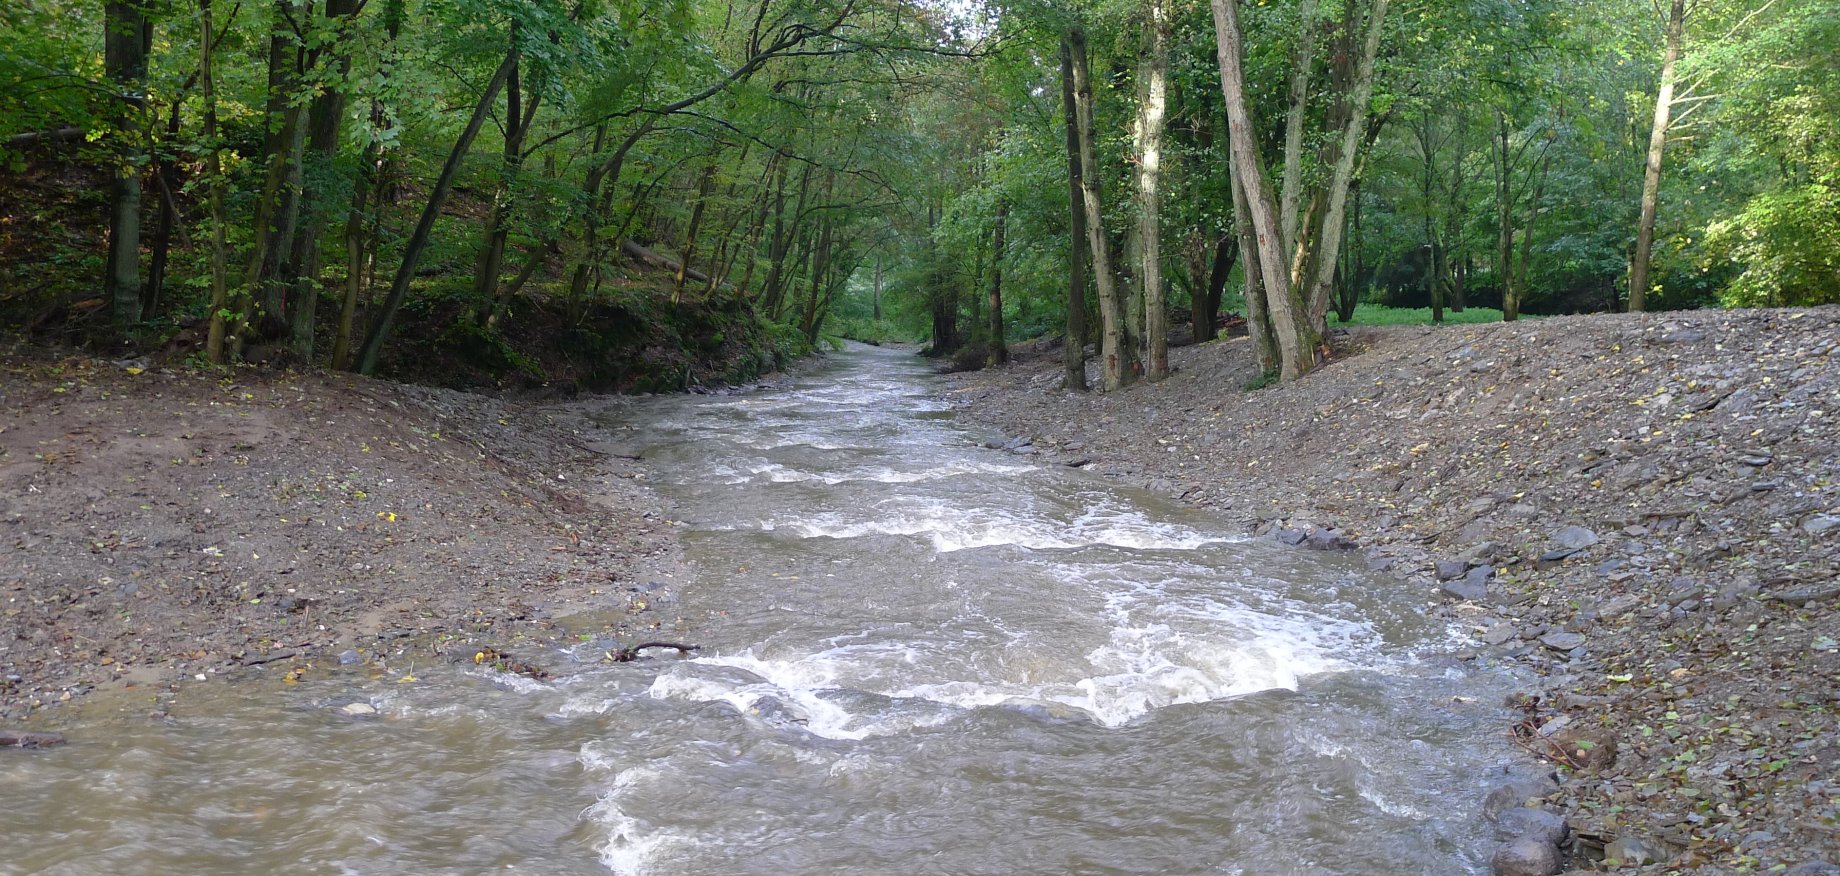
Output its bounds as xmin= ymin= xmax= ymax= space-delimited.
xmin=1 ymin=0 xmax=1833 ymax=388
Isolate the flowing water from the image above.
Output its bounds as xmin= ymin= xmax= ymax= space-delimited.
xmin=1 ymin=344 xmax=1516 ymax=875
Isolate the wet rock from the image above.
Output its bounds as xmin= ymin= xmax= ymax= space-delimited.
xmin=1496 ymin=807 xmax=1568 ymax=846
xmin=337 ymin=649 xmax=363 ymax=666
xmin=1436 ymin=559 xmax=1469 ymax=580
xmin=1484 ymin=774 xmax=1560 ymax=819
xmin=1539 ymin=631 xmax=1585 ymax=651
xmin=1603 ymin=835 xmax=1659 ymax=867
xmin=1491 ymin=835 xmax=1560 ymax=876
xmin=1275 ymin=528 xmax=1308 ymax=546
xmin=337 ymin=702 xmax=378 ymax=717
xmin=0 ymin=729 xmax=67 ymax=749
xmin=1303 ymin=528 xmax=1355 ymax=551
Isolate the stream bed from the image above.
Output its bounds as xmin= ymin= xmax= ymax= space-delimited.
xmin=0 ymin=343 xmax=1517 ymax=875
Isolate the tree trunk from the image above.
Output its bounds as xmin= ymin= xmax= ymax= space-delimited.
xmin=247 ymin=0 xmax=309 ymax=341
xmin=1629 ymin=0 xmax=1684 ymax=312
xmin=1136 ymin=0 xmax=1172 ymax=380
xmin=872 ymin=253 xmax=883 ymax=321
xmin=1059 ymin=36 xmax=1089 ymax=392
xmin=1298 ymin=0 xmax=1389 ymax=332
xmin=1279 ymin=0 xmax=1319 ymax=255
xmin=987 ymin=199 xmax=1009 ymax=366
xmin=675 ymin=161 xmax=719 ymax=303
xmin=333 ymin=0 xmax=403 ymax=370
xmin=1495 ymin=110 xmax=1518 ymax=321
xmin=1211 ymin=0 xmax=1311 ymax=380
xmin=202 ymin=0 xmax=231 ymax=365
xmin=355 ymin=51 xmax=518 ymax=375
xmin=104 ymin=0 xmax=151 ymax=336
xmin=1069 ymin=26 xmax=1134 ymax=391
xmin=1230 ymin=162 xmax=1279 ymax=373
xmin=283 ymin=0 xmax=360 ymax=360
xmin=476 ymin=34 xmax=538 ymax=325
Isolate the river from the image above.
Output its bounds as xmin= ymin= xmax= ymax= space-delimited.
xmin=0 ymin=343 xmax=1514 ymax=875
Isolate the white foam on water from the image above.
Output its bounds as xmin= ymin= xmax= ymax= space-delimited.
xmin=750 ymin=459 xmax=1034 ymax=485
xmin=581 ymin=765 xmax=684 ymax=876
xmin=756 ymin=498 xmax=1233 ymax=553
xmin=648 ymin=648 xmax=958 ymax=741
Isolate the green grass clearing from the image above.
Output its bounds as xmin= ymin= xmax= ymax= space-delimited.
xmin=1331 ymin=304 xmax=1517 ymax=326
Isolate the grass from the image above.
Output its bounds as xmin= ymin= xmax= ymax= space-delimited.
xmin=1331 ymin=303 xmax=1516 ymax=326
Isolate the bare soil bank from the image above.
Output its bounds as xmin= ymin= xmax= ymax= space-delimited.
xmin=0 ymin=347 xmax=683 ymax=720
xmin=947 ymin=308 xmax=1839 ymax=874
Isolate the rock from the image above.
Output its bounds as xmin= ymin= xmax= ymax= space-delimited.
xmin=1459 ymin=541 xmax=1498 ymax=564
xmin=1552 ymin=526 xmax=1600 ymax=550
xmin=1496 ymin=807 xmax=1568 ymax=846
xmin=337 ymin=702 xmax=378 ymax=717
xmin=1770 ymin=585 xmax=1840 ymax=607
xmin=1441 ymin=577 xmax=1490 ymax=602
xmin=0 ymin=730 xmax=66 ymax=749
xmin=1603 ymin=836 xmax=1659 ymax=867
xmin=1491 ymin=835 xmax=1561 ymax=876
xmin=1303 ymin=528 xmax=1356 ymax=551
xmin=1276 ymin=528 xmax=1308 ymax=546
xmin=1598 ymin=594 xmax=1641 ymax=617
xmin=1466 ymin=565 xmax=1496 ymax=587
xmin=1785 ymin=862 xmax=1840 ymax=876
xmin=1803 ymin=515 xmax=1840 ymax=535
xmin=1537 ymin=548 xmax=1579 ymax=567
xmin=1436 ymin=559 xmax=1469 ymax=580
xmin=1484 ymin=774 xmax=1560 ymax=819
xmin=1481 ymin=624 xmax=1519 ymax=646
xmin=337 ymin=649 xmax=363 ymax=666
xmin=1659 ymin=328 xmax=1705 ymax=343
xmin=1539 ymin=631 xmax=1585 ymax=651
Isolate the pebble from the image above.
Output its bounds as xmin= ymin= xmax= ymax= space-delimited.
xmin=1440 ymin=577 xmax=1490 ymax=602
xmin=1603 ymin=836 xmax=1659 ymax=866
xmin=337 ymin=650 xmax=363 ymax=666
xmin=1804 ymin=515 xmax=1840 ymax=535
xmin=1481 ymin=624 xmax=1518 ymax=646
xmin=1598 ymin=594 xmax=1641 ymax=617
xmin=1436 ymin=559 xmax=1468 ymax=580
xmin=1785 ymin=862 xmax=1840 ymax=876
xmin=1552 ymin=525 xmax=1600 ymax=551
xmin=338 ymin=702 xmax=378 ymax=717
xmin=1539 ymin=631 xmax=1585 ymax=651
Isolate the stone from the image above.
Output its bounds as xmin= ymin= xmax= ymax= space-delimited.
xmin=337 ymin=649 xmax=363 ymax=666
xmin=1803 ymin=515 xmax=1840 ymax=535
xmin=1496 ymin=808 xmax=1568 ymax=846
xmin=1598 ymin=594 xmax=1641 ymax=617
xmin=1552 ymin=526 xmax=1600 ymax=550
xmin=1276 ymin=528 xmax=1308 ymax=546
xmin=1484 ymin=774 xmax=1560 ymax=819
xmin=1491 ymin=835 xmax=1561 ymax=876
xmin=1466 ymin=565 xmax=1496 ymax=587
xmin=1659 ymin=328 xmax=1705 ymax=343
xmin=1440 ymin=577 xmax=1490 ymax=602
xmin=1603 ymin=836 xmax=1659 ymax=867
xmin=0 ymin=730 xmax=66 ymax=749
xmin=1481 ymin=625 xmax=1518 ymax=646
xmin=1436 ymin=559 xmax=1469 ymax=580
xmin=338 ymin=702 xmax=378 ymax=717
xmin=1458 ymin=541 xmax=1498 ymax=564
xmin=1303 ymin=529 xmax=1356 ymax=551
xmin=1785 ymin=862 xmax=1840 ymax=876
xmin=1539 ymin=631 xmax=1585 ymax=651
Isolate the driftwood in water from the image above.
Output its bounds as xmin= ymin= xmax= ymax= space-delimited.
xmin=608 ymin=642 xmax=699 ymax=662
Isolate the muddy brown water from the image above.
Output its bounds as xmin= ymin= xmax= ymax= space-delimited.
xmin=1 ymin=344 xmax=1519 ymax=875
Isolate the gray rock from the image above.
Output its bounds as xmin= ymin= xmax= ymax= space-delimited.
xmin=1466 ymin=565 xmax=1496 ymax=587
xmin=1598 ymin=594 xmax=1641 ymax=617
xmin=1436 ymin=559 xmax=1469 ymax=580
xmin=0 ymin=730 xmax=66 ymax=749
xmin=1553 ymin=526 xmax=1600 ymax=550
xmin=1540 ymin=631 xmax=1585 ymax=651
xmin=1603 ymin=836 xmax=1659 ymax=867
xmin=1771 ymin=585 xmax=1840 ymax=607
xmin=1660 ymin=328 xmax=1705 ymax=343
xmin=1481 ymin=624 xmax=1518 ymax=646
xmin=1537 ymin=548 xmax=1579 ymax=566
xmin=1491 ymin=835 xmax=1561 ymax=876
xmin=338 ymin=702 xmax=378 ymax=717
xmin=1440 ymin=577 xmax=1490 ymax=602
xmin=1484 ymin=774 xmax=1560 ymax=819
xmin=337 ymin=649 xmax=363 ymax=666
xmin=1459 ymin=541 xmax=1498 ymax=564
xmin=1303 ymin=528 xmax=1356 ymax=551
xmin=1804 ymin=515 xmax=1840 ymax=535
xmin=1496 ymin=807 xmax=1568 ymax=845
xmin=1785 ymin=862 xmax=1840 ymax=876
xmin=1276 ymin=528 xmax=1308 ymax=546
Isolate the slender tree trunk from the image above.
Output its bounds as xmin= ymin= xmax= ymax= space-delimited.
xmin=476 ymin=34 xmax=538 ymax=324
xmin=1231 ymin=163 xmax=1279 ymax=373
xmin=675 ymin=162 xmax=719 ymax=303
xmin=333 ymin=0 xmax=402 ymax=370
xmin=1279 ymin=0 xmax=1319 ymax=255
xmin=987 ymin=199 xmax=1009 ymax=366
xmin=1060 ymin=36 xmax=1089 ymax=392
xmin=104 ymin=0 xmax=151 ymax=337
xmin=1495 ymin=110 xmax=1518 ymax=321
xmin=1629 ymin=0 xmax=1684 ymax=312
xmin=872 ymin=253 xmax=883 ymax=321
xmin=1136 ymin=0 xmax=1172 ymax=380
xmin=202 ymin=0 xmax=231 ymax=364
xmin=1299 ymin=0 xmax=1389 ymax=332
xmin=1211 ymin=0 xmax=1311 ymax=380
xmin=355 ymin=51 xmax=518 ymax=375
xmin=1070 ymin=26 xmax=1134 ymax=391
xmin=145 ymin=100 xmax=183 ymax=320
xmin=283 ymin=0 xmax=360 ymax=359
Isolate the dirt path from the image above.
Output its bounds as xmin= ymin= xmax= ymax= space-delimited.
xmin=946 ymin=308 xmax=1839 ymax=874
xmin=1 ymin=348 xmax=683 ymax=719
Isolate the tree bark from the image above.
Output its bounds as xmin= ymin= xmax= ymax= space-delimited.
xmin=202 ymin=0 xmax=231 ymax=364
xmin=1070 ymin=26 xmax=1134 ymax=391
xmin=675 ymin=161 xmax=719 ymax=303
xmin=1495 ymin=110 xmax=1518 ymax=321
xmin=1299 ymin=0 xmax=1389 ymax=332
xmin=104 ymin=0 xmax=151 ymax=336
xmin=1211 ymin=0 xmax=1311 ymax=380
xmin=477 ymin=32 xmax=541 ymax=326
xmin=333 ymin=0 xmax=403 ymax=370
xmin=1629 ymin=0 xmax=1684 ymax=312
xmin=355 ymin=51 xmax=518 ymax=375
xmin=987 ymin=199 xmax=1009 ymax=366
xmin=1279 ymin=0 xmax=1319 ymax=255
xmin=1059 ymin=36 xmax=1089 ymax=392
xmin=1135 ymin=0 xmax=1172 ymax=380
xmin=284 ymin=0 xmax=360 ymax=359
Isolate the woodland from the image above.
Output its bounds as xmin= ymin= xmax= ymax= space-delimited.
xmin=0 ymin=0 xmax=1835 ymax=390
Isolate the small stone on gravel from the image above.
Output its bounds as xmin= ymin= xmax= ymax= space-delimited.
xmin=1491 ymin=835 xmax=1561 ymax=876
xmin=1539 ymin=631 xmax=1585 ymax=651
xmin=1603 ymin=836 xmax=1660 ymax=866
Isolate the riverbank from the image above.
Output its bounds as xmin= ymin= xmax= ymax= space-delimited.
xmin=945 ymin=308 xmax=1839 ymax=874
xmin=0 ymin=344 xmax=689 ymax=722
